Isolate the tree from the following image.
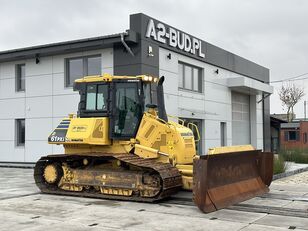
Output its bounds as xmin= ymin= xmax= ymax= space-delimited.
xmin=278 ymin=83 xmax=305 ymax=122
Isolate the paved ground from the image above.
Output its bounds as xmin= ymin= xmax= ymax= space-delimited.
xmin=0 ymin=168 xmax=308 ymax=231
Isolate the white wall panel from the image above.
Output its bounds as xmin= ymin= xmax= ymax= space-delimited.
xmin=178 ymin=96 xmax=205 ymax=112
xmin=52 ymin=73 xmax=77 ymax=95
xmin=26 ymin=118 xmax=53 ymax=141
xmin=26 ymin=75 xmax=53 ymax=97
xmin=0 ymin=98 xmax=25 ymax=119
xmin=257 ymin=123 xmax=264 ymax=140
xmin=204 ymin=82 xmax=230 ymax=104
xmin=25 ymin=141 xmax=52 ymax=162
xmin=0 ymin=119 xmax=14 ymax=141
xmin=159 ymin=49 xmax=178 ymax=73
xmin=101 ymin=48 xmax=113 ymax=68
xmin=0 ymin=78 xmax=25 ymax=99
xmin=0 ymin=141 xmax=25 ymax=162
xmin=204 ymin=101 xmax=232 ymax=121
xmin=164 ymin=93 xmax=178 ymax=116
xmin=0 ymin=62 xmax=18 ymax=79
xmin=203 ymin=120 xmax=221 ymax=140
xmin=53 ymin=94 xmax=79 ymax=117
xmin=257 ymin=139 xmax=264 ymax=150
xmin=160 ymin=70 xmax=178 ymax=94
xmin=25 ymin=96 xmax=52 ymax=118
xmin=204 ymin=139 xmax=221 ymax=152
xmin=52 ymin=57 xmax=65 ymax=74
xmin=25 ymin=57 xmax=53 ymax=77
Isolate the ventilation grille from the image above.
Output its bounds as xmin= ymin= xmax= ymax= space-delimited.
xmin=184 ymin=138 xmax=194 ymax=148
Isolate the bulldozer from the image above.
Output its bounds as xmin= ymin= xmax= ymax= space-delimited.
xmin=34 ymin=74 xmax=273 ymax=213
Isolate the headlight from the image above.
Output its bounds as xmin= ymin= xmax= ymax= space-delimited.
xmin=143 ymin=76 xmax=149 ymax=81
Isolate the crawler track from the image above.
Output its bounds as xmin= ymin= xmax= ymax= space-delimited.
xmin=34 ymin=153 xmax=182 ymax=202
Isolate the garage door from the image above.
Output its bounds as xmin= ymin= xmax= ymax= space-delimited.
xmin=232 ymin=92 xmax=251 ymax=145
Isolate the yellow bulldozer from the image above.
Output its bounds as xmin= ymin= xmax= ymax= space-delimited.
xmin=34 ymin=74 xmax=273 ymax=213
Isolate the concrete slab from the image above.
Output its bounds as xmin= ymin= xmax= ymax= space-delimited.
xmin=270 ymin=184 xmax=308 ymax=195
xmin=1 ymin=167 xmax=308 ymax=230
xmin=242 ymin=224 xmax=307 ymax=231
xmin=254 ymin=214 xmax=308 ymax=230
xmin=282 ymin=200 xmax=308 ymax=210
xmin=0 ymin=194 xmax=248 ymax=231
xmin=239 ymin=197 xmax=291 ymax=208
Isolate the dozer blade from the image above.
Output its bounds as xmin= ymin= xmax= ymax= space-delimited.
xmin=193 ymin=150 xmax=273 ymax=213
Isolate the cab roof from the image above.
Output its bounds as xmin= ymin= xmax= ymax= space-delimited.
xmin=74 ymin=73 xmax=159 ymax=83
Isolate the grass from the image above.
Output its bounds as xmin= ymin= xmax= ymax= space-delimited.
xmin=273 ymin=155 xmax=287 ymax=175
xmin=280 ymin=148 xmax=308 ymax=164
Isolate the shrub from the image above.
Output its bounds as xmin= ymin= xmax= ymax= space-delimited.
xmin=273 ymin=155 xmax=287 ymax=175
xmin=280 ymin=148 xmax=308 ymax=164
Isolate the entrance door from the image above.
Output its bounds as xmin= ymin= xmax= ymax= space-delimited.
xmin=232 ymin=92 xmax=251 ymax=145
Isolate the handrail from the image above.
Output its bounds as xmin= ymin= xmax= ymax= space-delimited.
xmin=187 ymin=122 xmax=201 ymax=143
xmin=167 ymin=114 xmax=185 ymax=126
xmin=155 ymin=116 xmax=177 ymax=130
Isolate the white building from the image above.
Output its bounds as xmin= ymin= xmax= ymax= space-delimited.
xmin=0 ymin=13 xmax=273 ymax=163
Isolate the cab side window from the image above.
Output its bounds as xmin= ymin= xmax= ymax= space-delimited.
xmin=85 ymin=84 xmax=108 ymax=111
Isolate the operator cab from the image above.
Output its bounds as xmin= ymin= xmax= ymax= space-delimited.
xmin=73 ymin=75 xmax=156 ymax=140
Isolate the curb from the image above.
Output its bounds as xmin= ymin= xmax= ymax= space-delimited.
xmin=273 ymin=166 xmax=308 ymax=181
xmin=0 ymin=162 xmax=35 ymax=169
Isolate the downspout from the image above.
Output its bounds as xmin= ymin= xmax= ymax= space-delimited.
xmin=120 ymin=33 xmax=135 ymax=57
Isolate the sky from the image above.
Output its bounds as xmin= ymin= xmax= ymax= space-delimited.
xmin=0 ymin=0 xmax=308 ymax=117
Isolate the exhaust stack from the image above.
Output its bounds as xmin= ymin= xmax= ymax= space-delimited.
xmin=157 ymin=76 xmax=168 ymax=122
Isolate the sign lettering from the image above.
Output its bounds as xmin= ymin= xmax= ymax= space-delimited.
xmin=145 ymin=19 xmax=205 ymax=58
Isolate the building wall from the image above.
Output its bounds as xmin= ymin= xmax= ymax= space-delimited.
xmin=0 ymin=45 xmax=266 ymax=162
xmin=159 ymin=48 xmax=264 ymax=153
xmin=280 ymin=122 xmax=308 ymax=149
xmin=0 ymin=48 xmax=113 ymax=162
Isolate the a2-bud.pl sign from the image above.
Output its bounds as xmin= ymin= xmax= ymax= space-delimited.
xmin=145 ymin=19 xmax=205 ymax=58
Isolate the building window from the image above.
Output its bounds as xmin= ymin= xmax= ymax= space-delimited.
xmin=220 ymin=122 xmax=227 ymax=146
xmin=284 ymin=131 xmax=300 ymax=141
xmin=178 ymin=62 xmax=203 ymax=93
xmin=66 ymin=55 xmax=101 ymax=87
xmin=16 ymin=64 xmax=25 ymax=91
xmin=16 ymin=119 xmax=25 ymax=146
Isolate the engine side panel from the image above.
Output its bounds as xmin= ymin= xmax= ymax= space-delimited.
xmin=135 ymin=113 xmax=196 ymax=165
xmin=49 ymin=118 xmax=111 ymax=146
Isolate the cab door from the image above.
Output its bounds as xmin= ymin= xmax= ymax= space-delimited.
xmin=110 ymin=80 xmax=144 ymax=139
